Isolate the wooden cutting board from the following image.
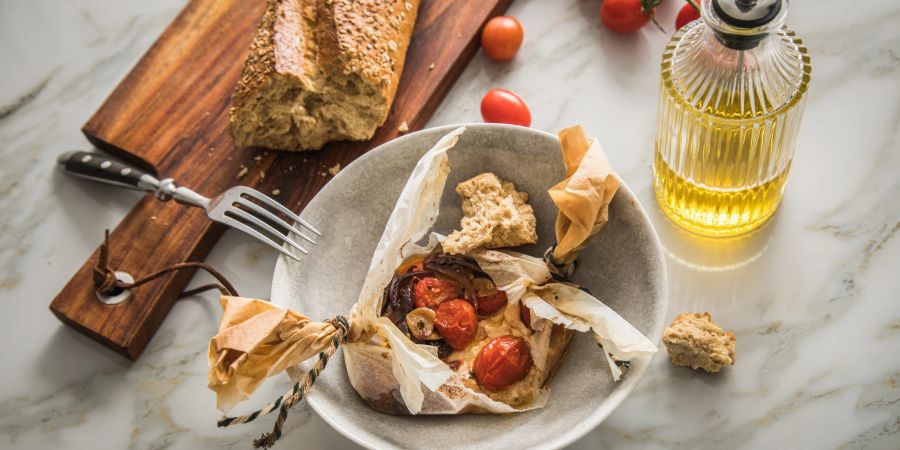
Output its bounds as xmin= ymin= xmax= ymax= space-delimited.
xmin=50 ymin=0 xmax=512 ymax=360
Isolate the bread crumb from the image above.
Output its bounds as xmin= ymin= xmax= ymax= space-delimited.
xmin=428 ymin=63 xmax=436 ymax=71
xmin=236 ymin=166 xmax=248 ymax=179
xmin=398 ymin=121 xmax=409 ymax=134
xmin=151 ymin=216 xmax=157 ymax=221
xmin=260 ymin=170 xmax=266 ymax=180
xmin=272 ymin=189 xmax=281 ymax=195
xmin=662 ymin=313 xmax=735 ymax=373
xmin=253 ymin=155 xmax=262 ymax=162
xmin=327 ymin=163 xmax=342 ymax=176
xmin=319 ymin=171 xmax=327 ymax=176
xmin=443 ymin=173 xmax=537 ymax=254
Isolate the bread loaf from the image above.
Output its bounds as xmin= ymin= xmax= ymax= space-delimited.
xmin=228 ymin=0 xmax=420 ymax=151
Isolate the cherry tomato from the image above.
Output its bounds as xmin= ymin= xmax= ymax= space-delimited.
xmin=600 ymin=0 xmax=656 ymax=33
xmin=473 ymin=335 xmax=533 ymax=392
xmin=413 ymin=277 xmax=459 ymax=309
xmin=481 ymin=89 xmax=531 ymax=127
xmin=520 ymin=304 xmax=533 ymax=330
xmin=477 ymin=290 xmax=508 ymax=316
xmin=481 ymin=16 xmax=524 ymax=61
xmin=434 ymin=299 xmax=478 ymax=350
xmin=675 ymin=2 xmax=700 ymax=30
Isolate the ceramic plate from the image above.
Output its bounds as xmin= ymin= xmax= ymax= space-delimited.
xmin=271 ymin=124 xmax=667 ymax=449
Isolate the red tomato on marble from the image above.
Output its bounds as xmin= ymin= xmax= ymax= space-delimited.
xmin=481 ymin=16 xmax=524 ymax=61
xmin=675 ymin=2 xmax=701 ymax=30
xmin=481 ymin=89 xmax=531 ymax=127
xmin=600 ymin=0 xmax=655 ymax=33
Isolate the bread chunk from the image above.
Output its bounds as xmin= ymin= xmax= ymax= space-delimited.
xmin=443 ymin=173 xmax=538 ymax=254
xmin=228 ymin=0 xmax=420 ymax=151
xmin=662 ymin=312 xmax=735 ymax=373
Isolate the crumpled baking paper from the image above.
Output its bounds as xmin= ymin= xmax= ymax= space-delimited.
xmin=207 ymin=296 xmax=342 ymax=411
xmin=207 ymin=126 xmax=656 ymax=415
xmin=550 ymin=125 xmax=620 ymax=266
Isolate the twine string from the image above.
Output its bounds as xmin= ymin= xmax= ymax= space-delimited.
xmin=93 ymin=230 xmax=238 ymax=298
xmin=93 ymin=229 xmax=347 ymax=448
xmin=543 ymin=245 xmax=576 ymax=281
xmin=217 ymin=316 xmax=350 ymax=449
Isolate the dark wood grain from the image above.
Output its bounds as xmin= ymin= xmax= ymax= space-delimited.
xmin=50 ymin=0 xmax=512 ymax=360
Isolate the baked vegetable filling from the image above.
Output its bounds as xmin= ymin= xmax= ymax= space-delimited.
xmin=380 ymin=251 xmax=536 ymax=394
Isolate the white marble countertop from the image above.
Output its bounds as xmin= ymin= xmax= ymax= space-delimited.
xmin=1 ymin=0 xmax=898 ymax=448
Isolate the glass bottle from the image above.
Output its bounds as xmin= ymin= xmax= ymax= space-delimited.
xmin=652 ymin=0 xmax=811 ymax=237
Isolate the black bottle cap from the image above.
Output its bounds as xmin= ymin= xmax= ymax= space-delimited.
xmin=710 ymin=0 xmax=784 ymax=50
xmin=713 ymin=0 xmax=782 ymax=28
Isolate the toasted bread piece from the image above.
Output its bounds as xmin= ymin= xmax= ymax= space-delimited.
xmin=662 ymin=312 xmax=735 ymax=373
xmin=443 ymin=173 xmax=537 ymax=254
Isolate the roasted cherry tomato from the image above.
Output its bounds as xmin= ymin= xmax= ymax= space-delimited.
xmin=481 ymin=16 xmax=524 ymax=61
xmin=481 ymin=88 xmax=531 ymax=127
xmin=472 ymin=277 xmax=507 ymax=315
xmin=477 ymin=290 xmax=508 ymax=316
xmin=675 ymin=2 xmax=700 ymax=30
xmin=434 ymin=299 xmax=478 ymax=350
xmin=600 ymin=0 xmax=658 ymax=33
xmin=520 ymin=304 xmax=533 ymax=331
xmin=473 ymin=335 xmax=533 ymax=392
xmin=413 ymin=276 xmax=459 ymax=309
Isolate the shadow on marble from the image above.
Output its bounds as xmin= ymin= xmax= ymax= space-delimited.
xmin=36 ymin=326 xmax=132 ymax=385
xmin=51 ymin=164 xmax=142 ymax=238
xmin=576 ymin=0 xmax=654 ymax=82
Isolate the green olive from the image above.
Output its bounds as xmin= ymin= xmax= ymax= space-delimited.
xmin=406 ymin=307 xmax=440 ymax=340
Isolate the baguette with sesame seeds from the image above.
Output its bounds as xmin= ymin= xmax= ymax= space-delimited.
xmin=228 ymin=0 xmax=420 ymax=151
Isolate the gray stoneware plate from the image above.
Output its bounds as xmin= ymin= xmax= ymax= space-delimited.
xmin=271 ymin=124 xmax=667 ymax=449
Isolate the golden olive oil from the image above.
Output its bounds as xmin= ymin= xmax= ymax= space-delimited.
xmin=654 ymin=150 xmax=790 ymax=236
xmin=652 ymin=1 xmax=811 ymax=237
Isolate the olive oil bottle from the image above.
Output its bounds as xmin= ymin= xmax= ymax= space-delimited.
xmin=653 ymin=0 xmax=811 ymax=236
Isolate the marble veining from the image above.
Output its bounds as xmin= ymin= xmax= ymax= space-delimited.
xmin=0 ymin=0 xmax=898 ymax=449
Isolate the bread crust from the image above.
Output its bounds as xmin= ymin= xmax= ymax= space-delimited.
xmin=229 ymin=0 xmax=420 ymax=151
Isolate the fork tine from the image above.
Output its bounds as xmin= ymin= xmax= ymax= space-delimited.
xmin=240 ymin=190 xmax=322 ymax=236
xmin=227 ymin=207 xmax=309 ymax=255
xmin=235 ymin=198 xmax=317 ymax=245
xmin=219 ymin=215 xmax=302 ymax=262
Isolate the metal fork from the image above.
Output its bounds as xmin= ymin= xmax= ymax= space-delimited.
xmin=57 ymin=151 xmax=318 ymax=261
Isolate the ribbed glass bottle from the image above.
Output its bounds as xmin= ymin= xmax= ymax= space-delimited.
xmin=653 ymin=0 xmax=811 ymax=237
